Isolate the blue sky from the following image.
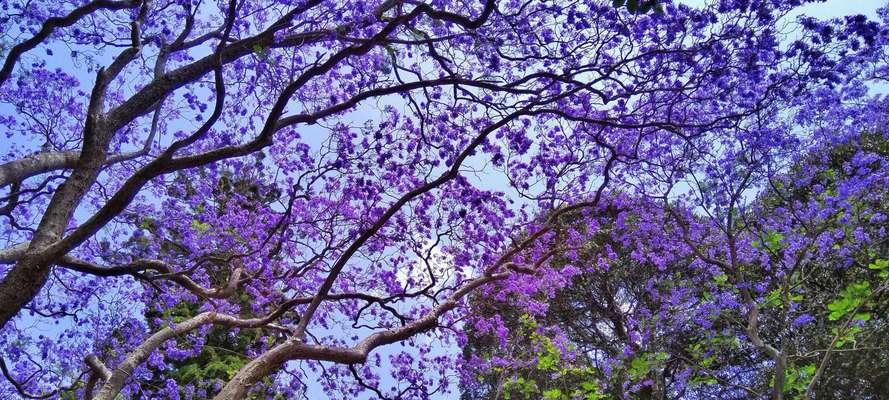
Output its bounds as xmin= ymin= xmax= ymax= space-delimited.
xmin=680 ymin=0 xmax=885 ymax=19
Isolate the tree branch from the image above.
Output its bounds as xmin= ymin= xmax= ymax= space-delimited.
xmin=0 ymin=0 xmax=140 ymax=86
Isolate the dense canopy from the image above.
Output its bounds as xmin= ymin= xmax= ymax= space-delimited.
xmin=0 ymin=0 xmax=888 ymax=399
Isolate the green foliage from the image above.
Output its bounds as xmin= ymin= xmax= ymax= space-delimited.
xmin=172 ymin=348 xmax=248 ymax=382
xmin=688 ymin=375 xmax=718 ymax=387
xmin=190 ymin=219 xmax=211 ymax=234
xmin=252 ymin=44 xmax=271 ymax=62
xmin=826 ymin=281 xmax=870 ymax=321
xmin=783 ymin=364 xmax=816 ymax=396
xmin=627 ymin=352 xmax=668 ymax=379
xmin=868 ymin=258 xmax=889 ymax=279
xmin=765 ymin=231 xmax=785 ymax=251
xmin=465 ymin=132 xmax=889 ymax=400
xmin=542 ymin=388 xmax=564 ymax=400
xmin=832 ymin=325 xmax=863 ymax=349
xmin=502 ymin=377 xmax=538 ymax=400
xmin=535 ymin=342 xmax=560 ymax=371
xmin=763 ymin=287 xmax=803 ymax=310
xmin=753 ymin=230 xmax=786 ymax=253
xmin=494 ymin=314 xmax=609 ymax=400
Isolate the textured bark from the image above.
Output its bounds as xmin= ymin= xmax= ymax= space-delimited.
xmin=0 ymin=151 xmax=79 ymax=188
xmin=0 ymin=242 xmax=28 ymax=264
xmin=0 ymin=113 xmax=111 ymax=328
xmin=0 ymin=165 xmax=105 ymax=327
xmin=0 ymin=6 xmax=149 ymax=327
xmin=213 ymin=273 xmax=506 ymax=399
xmin=771 ymin=352 xmax=786 ymax=400
xmin=92 ymin=309 xmax=304 ymax=400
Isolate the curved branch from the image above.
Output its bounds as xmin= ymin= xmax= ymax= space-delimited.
xmin=291 ymin=106 xmax=530 ymax=339
xmin=0 ymin=152 xmax=79 ymax=189
xmin=91 ymin=309 xmax=293 ymax=400
xmin=0 ymin=0 xmax=139 ymax=86
xmin=0 ymin=146 xmax=157 ymax=189
xmin=0 ymin=356 xmax=84 ymax=399
xmin=84 ymin=355 xmax=111 ymax=381
xmin=213 ymin=272 xmax=509 ymax=399
xmin=57 ymin=256 xmax=244 ymax=299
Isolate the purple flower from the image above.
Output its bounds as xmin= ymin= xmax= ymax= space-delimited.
xmin=792 ymin=314 xmax=816 ymax=327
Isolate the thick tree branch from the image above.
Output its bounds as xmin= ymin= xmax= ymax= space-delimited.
xmin=0 ymin=146 xmax=158 ymax=189
xmin=213 ymin=272 xmax=509 ymax=399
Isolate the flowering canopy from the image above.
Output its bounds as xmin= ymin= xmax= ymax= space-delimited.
xmin=1 ymin=0 xmax=888 ymax=399
xmin=462 ymin=132 xmax=889 ymax=399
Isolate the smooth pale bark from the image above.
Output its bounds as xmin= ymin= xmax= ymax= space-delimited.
xmin=213 ymin=273 xmax=506 ymax=399
xmin=0 ymin=147 xmax=159 ymax=189
xmin=93 ymin=307 xmax=305 ymax=400
xmin=92 ymin=313 xmax=220 ymax=400
xmin=0 ymin=242 xmax=28 ymax=264
xmin=85 ymin=355 xmax=112 ymax=381
xmin=0 ymin=151 xmax=79 ymax=188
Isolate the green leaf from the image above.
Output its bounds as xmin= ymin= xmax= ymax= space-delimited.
xmin=700 ymin=355 xmax=716 ymax=368
xmin=764 ymin=231 xmax=785 ymax=252
xmin=763 ymin=288 xmax=782 ymax=309
xmin=628 ymin=356 xmax=651 ymax=378
xmin=191 ymin=219 xmax=210 ymax=233
xmin=580 ymin=380 xmax=606 ymax=400
xmin=535 ymin=336 xmax=561 ymax=371
xmin=503 ymin=377 xmax=538 ymax=399
xmin=834 ymin=326 xmax=862 ymax=348
xmin=783 ymin=363 xmax=816 ymax=394
xmin=537 ymin=352 xmax=558 ymax=371
xmin=853 ymin=312 xmax=871 ymax=322
xmin=827 ymin=281 xmax=871 ymax=321
xmin=689 ymin=375 xmax=718 ymax=387
xmin=868 ymin=259 xmax=889 ymax=270
xmin=542 ymin=388 xmax=564 ymax=400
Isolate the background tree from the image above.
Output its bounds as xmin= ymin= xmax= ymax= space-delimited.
xmin=123 ymin=164 xmax=286 ymax=398
xmin=460 ymin=131 xmax=889 ymax=400
xmin=461 ymin=197 xmax=744 ymax=399
xmin=748 ymin=131 xmax=889 ymax=398
xmin=659 ymin=125 xmax=889 ymax=399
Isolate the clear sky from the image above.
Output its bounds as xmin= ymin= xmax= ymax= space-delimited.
xmin=678 ymin=0 xmax=886 ymax=19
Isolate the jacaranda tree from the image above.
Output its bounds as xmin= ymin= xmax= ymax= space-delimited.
xmin=460 ymin=132 xmax=889 ymax=399
xmin=1 ymin=0 xmax=888 ymax=398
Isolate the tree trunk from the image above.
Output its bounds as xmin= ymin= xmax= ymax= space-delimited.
xmin=0 ymin=123 xmax=110 ymax=328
